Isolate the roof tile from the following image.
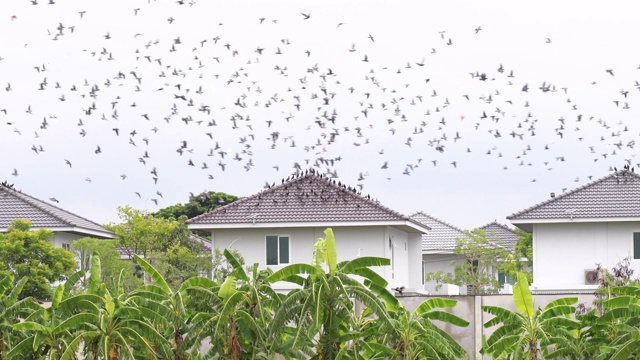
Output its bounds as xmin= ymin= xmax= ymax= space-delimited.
xmin=0 ymin=184 xmax=113 ymax=237
xmin=480 ymin=221 xmax=518 ymax=252
xmin=411 ymin=212 xmax=466 ymax=252
xmin=187 ymin=170 xmax=426 ymax=229
xmin=508 ymin=169 xmax=640 ymax=221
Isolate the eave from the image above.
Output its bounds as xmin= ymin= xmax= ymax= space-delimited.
xmin=509 ymin=216 xmax=640 ymax=232
xmin=0 ymin=226 xmax=116 ymax=239
xmin=188 ymin=220 xmax=430 ymax=234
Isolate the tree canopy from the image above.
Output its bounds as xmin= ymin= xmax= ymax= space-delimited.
xmin=153 ymin=190 xmax=239 ymax=220
xmin=500 ymin=228 xmax=533 ymax=282
xmin=105 ymin=206 xmax=213 ymax=290
xmin=72 ymin=237 xmax=142 ymax=294
xmin=0 ymin=219 xmax=76 ymax=300
xmin=426 ymin=228 xmax=511 ymax=295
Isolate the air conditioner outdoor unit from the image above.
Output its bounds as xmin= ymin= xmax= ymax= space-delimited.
xmin=584 ymin=269 xmax=600 ymax=285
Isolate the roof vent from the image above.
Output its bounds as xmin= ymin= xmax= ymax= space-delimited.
xmin=550 ymin=192 xmax=555 ymax=198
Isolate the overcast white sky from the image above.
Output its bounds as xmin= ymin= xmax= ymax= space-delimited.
xmin=1 ymin=0 xmax=639 ymax=230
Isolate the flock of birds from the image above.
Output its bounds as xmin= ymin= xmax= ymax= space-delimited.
xmin=1 ymin=1 xmax=640 ymax=222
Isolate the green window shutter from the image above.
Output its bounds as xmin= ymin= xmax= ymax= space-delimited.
xmin=266 ymin=236 xmax=278 ymax=265
xmin=634 ymin=233 xmax=640 ymax=260
xmin=279 ymin=236 xmax=289 ymax=264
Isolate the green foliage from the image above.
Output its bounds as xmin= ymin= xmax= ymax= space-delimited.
xmin=0 ymin=274 xmax=41 ymax=359
xmin=106 ymin=206 xmax=183 ymax=258
xmin=106 ymin=206 xmax=213 ymax=290
xmin=481 ymin=272 xmax=580 ymax=359
xmin=72 ymin=237 xmax=142 ymax=294
xmin=426 ymin=228 xmax=510 ymax=295
xmin=267 ymin=228 xmax=404 ymax=359
xmin=383 ymin=297 xmax=469 ymax=359
xmin=501 ymin=228 xmax=533 ymax=282
xmin=8 ymin=228 xmax=640 ymax=359
xmin=154 ymin=190 xmax=239 ymax=220
xmin=0 ymin=219 xmax=77 ymax=300
xmin=594 ymin=257 xmax=638 ymax=315
xmin=210 ymin=247 xmax=245 ymax=283
xmin=513 ymin=272 xmax=534 ymax=319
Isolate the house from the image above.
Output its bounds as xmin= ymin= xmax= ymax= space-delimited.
xmin=411 ymin=212 xmax=468 ymax=294
xmin=480 ymin=221 xmax=518 ymax=253
xmin=0 ymin=183 xmax=115 ymax=249
xmin=186 ymin=170 xmax=430 ymax=291
xmin=508 ymin=168 xmax=640 ymax=293
xmin=480 ymin=221 xmax=520 ymax=287
xmin=413 ymin=212 xmax=520 ymax=294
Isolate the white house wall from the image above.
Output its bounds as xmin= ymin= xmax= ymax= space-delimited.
xmin=422 ymin=253 xmax=466 ymax=294
xmin=533 ymin=221 xmax=640 ymax=291
xmin=210 ymin=225 xmax=420 ymax=290
xmin=50 ymin=232 xmax=86 ymax=249
xmin=407 ymin=233 xmax=423 ymax=290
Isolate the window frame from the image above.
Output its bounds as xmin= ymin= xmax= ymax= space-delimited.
xmin=61 ymin=243 xmax=71 ymax=251
xmin=266 ymin=234 xmax=290 ymax=266
xmin=633 ymin=232 xmax=640 ymax=260
xmin=498 ymin=271 xmax=516 ymax=286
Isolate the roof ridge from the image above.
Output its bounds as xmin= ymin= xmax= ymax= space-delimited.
xmin=319 ymin=173 xmax=421 ymax=223
xmin=0 ymin=184 xmax=107 ymax=231
xmin=480 ymin=221 xmax=517 ymax=234
xmin=507 ymin=169 xmax=640 ymax=219
xmin=186 ymin=170 xmax=314 ymax=223
xmin=410 ymin=211 xmax=465 ymax=233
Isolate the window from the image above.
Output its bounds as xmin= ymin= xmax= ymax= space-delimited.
xmin=266 ymin=235 xmax=289 ymax=265
xmin=634 ymin=233 xmax=640 ymax=259
xmin=498 ymin=272 xmax=516 ymax=285
xmin=62 ymin=243 xmax=71 ymax=251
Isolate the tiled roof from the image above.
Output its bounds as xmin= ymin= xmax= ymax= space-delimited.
xmin=0 ymin=184 xmax=113 ymax=238
xmin=411 ymin=211 xmax=467 ymax=252
xmin=508 ymin=169 xmax=640 ymax=221
xmin=480 ymin=222 xmax=518 ymax=252
xmin=187 ymin=170 xmax=428 ymax=233
xmin=189 ymin=233 xmax=212 ymax=252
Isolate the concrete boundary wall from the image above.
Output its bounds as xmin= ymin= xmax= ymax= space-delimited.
xmin=397 ymin=293 xmax=596 ymax=359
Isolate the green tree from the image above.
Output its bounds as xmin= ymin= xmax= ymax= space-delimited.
xmin=60 ymin=254 xmax=172 ymax=360
xmin=130 ymin=254 xmax=217 ymax=360
xmin=210 ymin=247 xmax=245 ymax=283
xmin=106 ymin=206 xmax=180 ymax=259
xmin=9 ymin=274 xmax=89 ymax=360
xmin=187 ymin=250 xmax=287 ymax=359
xmin=106 ymin=206 xmax=213 ymax=290
xmin=267 ymin=228 xmax=396 ymax=358
xmin=426 ymin=228 xmax=510 ymax=295
xmin=0 ymin=219 xmax=76 ymax=300
xmin=481 ymin=272 xmax=580 ymax=359
xmin=382 ymin=298 xmax=469 ymax=359
xmin=154 ymin=191 xmax=239 ymax=220
xmin=500 ymin=228 xmax=533 ymax=282
xmin=72 ymin=237 xmax=142 ymax=294
xmin=0 ymin=275 xmax=41 ymax=359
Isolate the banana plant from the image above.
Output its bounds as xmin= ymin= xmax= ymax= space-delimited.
xmin=187 ymin=249 xmax=289 ymax=360
xmin=128 ymin=254 xmax=215 ymax=360
xmin=54 ymin=254 xmax=172 ymax=360
xmin=267 ymin=228 xmax=396 ymax=359
xmin=481 ymin=272 xmax=580 ymax=359
xmin=385 ymin=297 xmax=469 ymax=359
xmin=8 ymin=272 xmax=94 ymax=360
xmin=0 ymin=275 xmax=41 ymax=359
xmin=589 ymin=285 xmax=640 ymax=360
